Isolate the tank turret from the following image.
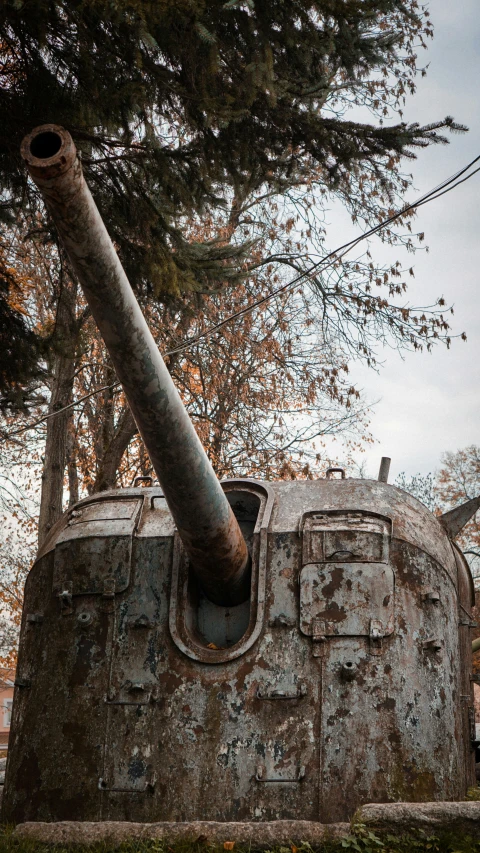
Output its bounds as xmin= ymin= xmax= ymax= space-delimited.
xmin=1 ymin=126 xmax=479 ymax=830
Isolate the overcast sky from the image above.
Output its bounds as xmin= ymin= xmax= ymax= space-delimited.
xmin=333 ymin=0 xmax=480 ymax=481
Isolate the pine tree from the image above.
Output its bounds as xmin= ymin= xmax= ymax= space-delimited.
xmin=0 ymin=0 xmax=465 ymax=400
xmin=0 ymin=246 xmax=44 ymax=410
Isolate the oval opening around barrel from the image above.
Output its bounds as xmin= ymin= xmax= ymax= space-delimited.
xmin=169 ymin=479 xmax=274 ymax=664
xmin=193 ymin=490 xmax=260 ymax=649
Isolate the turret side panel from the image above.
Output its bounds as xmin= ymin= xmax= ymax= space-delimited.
xmin=101 ymin=536 xmax=172 ymax=806
xmin=102 ymin=530 xmax=321 ymax=822
xmin=2 ymin=481 xmax=473 ymax=825
xmin=319 ymin=542 xmax=464 ymax=821
xmin=2 ymin=553 xmax=111 ymax=821
xmin=453 ymin=544 xmax=476 ymax=790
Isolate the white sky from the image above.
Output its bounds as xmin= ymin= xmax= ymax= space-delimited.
xmin=335 ymin=0 xmax=480 ymax=481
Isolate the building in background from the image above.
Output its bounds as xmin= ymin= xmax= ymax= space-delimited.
xmin=0 ymin=670 xmax=14 ymax=757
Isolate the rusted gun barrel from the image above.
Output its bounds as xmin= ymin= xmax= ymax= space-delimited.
xmin=21 ymin=124 xmax=250 ymax=606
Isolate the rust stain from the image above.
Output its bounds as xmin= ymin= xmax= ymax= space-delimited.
xmin=321 ymin=566 xmax=345 ymax=598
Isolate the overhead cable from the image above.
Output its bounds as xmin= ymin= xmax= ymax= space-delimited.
xmin=3 ymin=152 xmax=480 ymax=441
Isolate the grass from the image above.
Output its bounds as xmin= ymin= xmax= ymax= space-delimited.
xmin=2 ymin=827 xmax=480 ymax=853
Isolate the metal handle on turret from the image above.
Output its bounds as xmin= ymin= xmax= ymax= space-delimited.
xmin=21 ymin=124 xmax=250 ymax=607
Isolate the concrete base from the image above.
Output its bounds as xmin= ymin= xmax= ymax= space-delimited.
xmin=13 ymin=820 xmax=350 ymax=845
xmin=358 ymin=802 xmax=480 ymax=836
xmin=12 ymin=804 xmax=480 ymax=845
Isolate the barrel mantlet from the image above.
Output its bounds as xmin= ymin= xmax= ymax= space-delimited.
xmin=2 ymin=477 xmax=475 ymax=824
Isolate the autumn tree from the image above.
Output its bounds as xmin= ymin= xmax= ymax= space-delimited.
xmin=0 ymin=222 xmax=89 ymax=544
xmin=0 ymin=1 xmax=468 ymax=554
xmin=0 ymin=543 xmax=29 ymax=674
xmin=0 ymin=427 xmax=38 ymax=677
xmin=67 ymin=276 xmax=371 ymax=496
xmin=394 ymin=450 xmax=480 ymax=584
xmin=436 ymin=446 xmax=480 ymax=579
xmin=0 ymin=243 xmax=44 ymax=411
xmin=394 ymin=471 xmax=438 ymax=513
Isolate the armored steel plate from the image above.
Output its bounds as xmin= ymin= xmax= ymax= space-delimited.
xmin=56 ymin=498 xmax=142 ymax=539
xmin=102 ymin=704 xmax=156 ymax=792
xmin=299 ymin=561 xmax=394 ymax=637
xmin=300 ymin=511 xmax=393 ymax=637
xmin=53 ymin=498 xmax=142 ymax=596
xmin=302 ymin=511 xmax=391 ymax=564
xmin=3 ymin=478 xmax=475 ymax=827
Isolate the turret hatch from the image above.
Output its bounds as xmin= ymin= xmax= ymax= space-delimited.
xmin=53 ymin=497 xmax=142 ymax=597
xmin=299 ymin=511 xmax=394 ymax=639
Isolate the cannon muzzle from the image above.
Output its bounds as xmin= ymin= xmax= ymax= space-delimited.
xmin=21 ymin=124 xmax=250 ymax=606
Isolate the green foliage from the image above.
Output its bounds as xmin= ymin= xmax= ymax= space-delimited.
xmin=466 ymin=787 xmax=480 ymax=802
xmin=3 ymin=829 xmax=480 ymax=853
xmin=341 ymin=824 xmax=385 ymax=853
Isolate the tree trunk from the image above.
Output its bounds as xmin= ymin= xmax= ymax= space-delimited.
xmin=93 ymin=404 xmax=138 ymax=492
xmin=138 ymin=440 xmax=153 ymax=478
xmin=66 ymin=409 xmax=79 ymax=506
xmin=37 ymin=279 xmax=79 ymax=549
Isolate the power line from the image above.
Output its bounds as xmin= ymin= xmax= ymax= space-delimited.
xmin=1 ymin=383 xmax=117 ymax=441
xmin=164 ymin=152 xmax=480 ymax=358
xmin=2 ymin=152 xmax=480 ymax=441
